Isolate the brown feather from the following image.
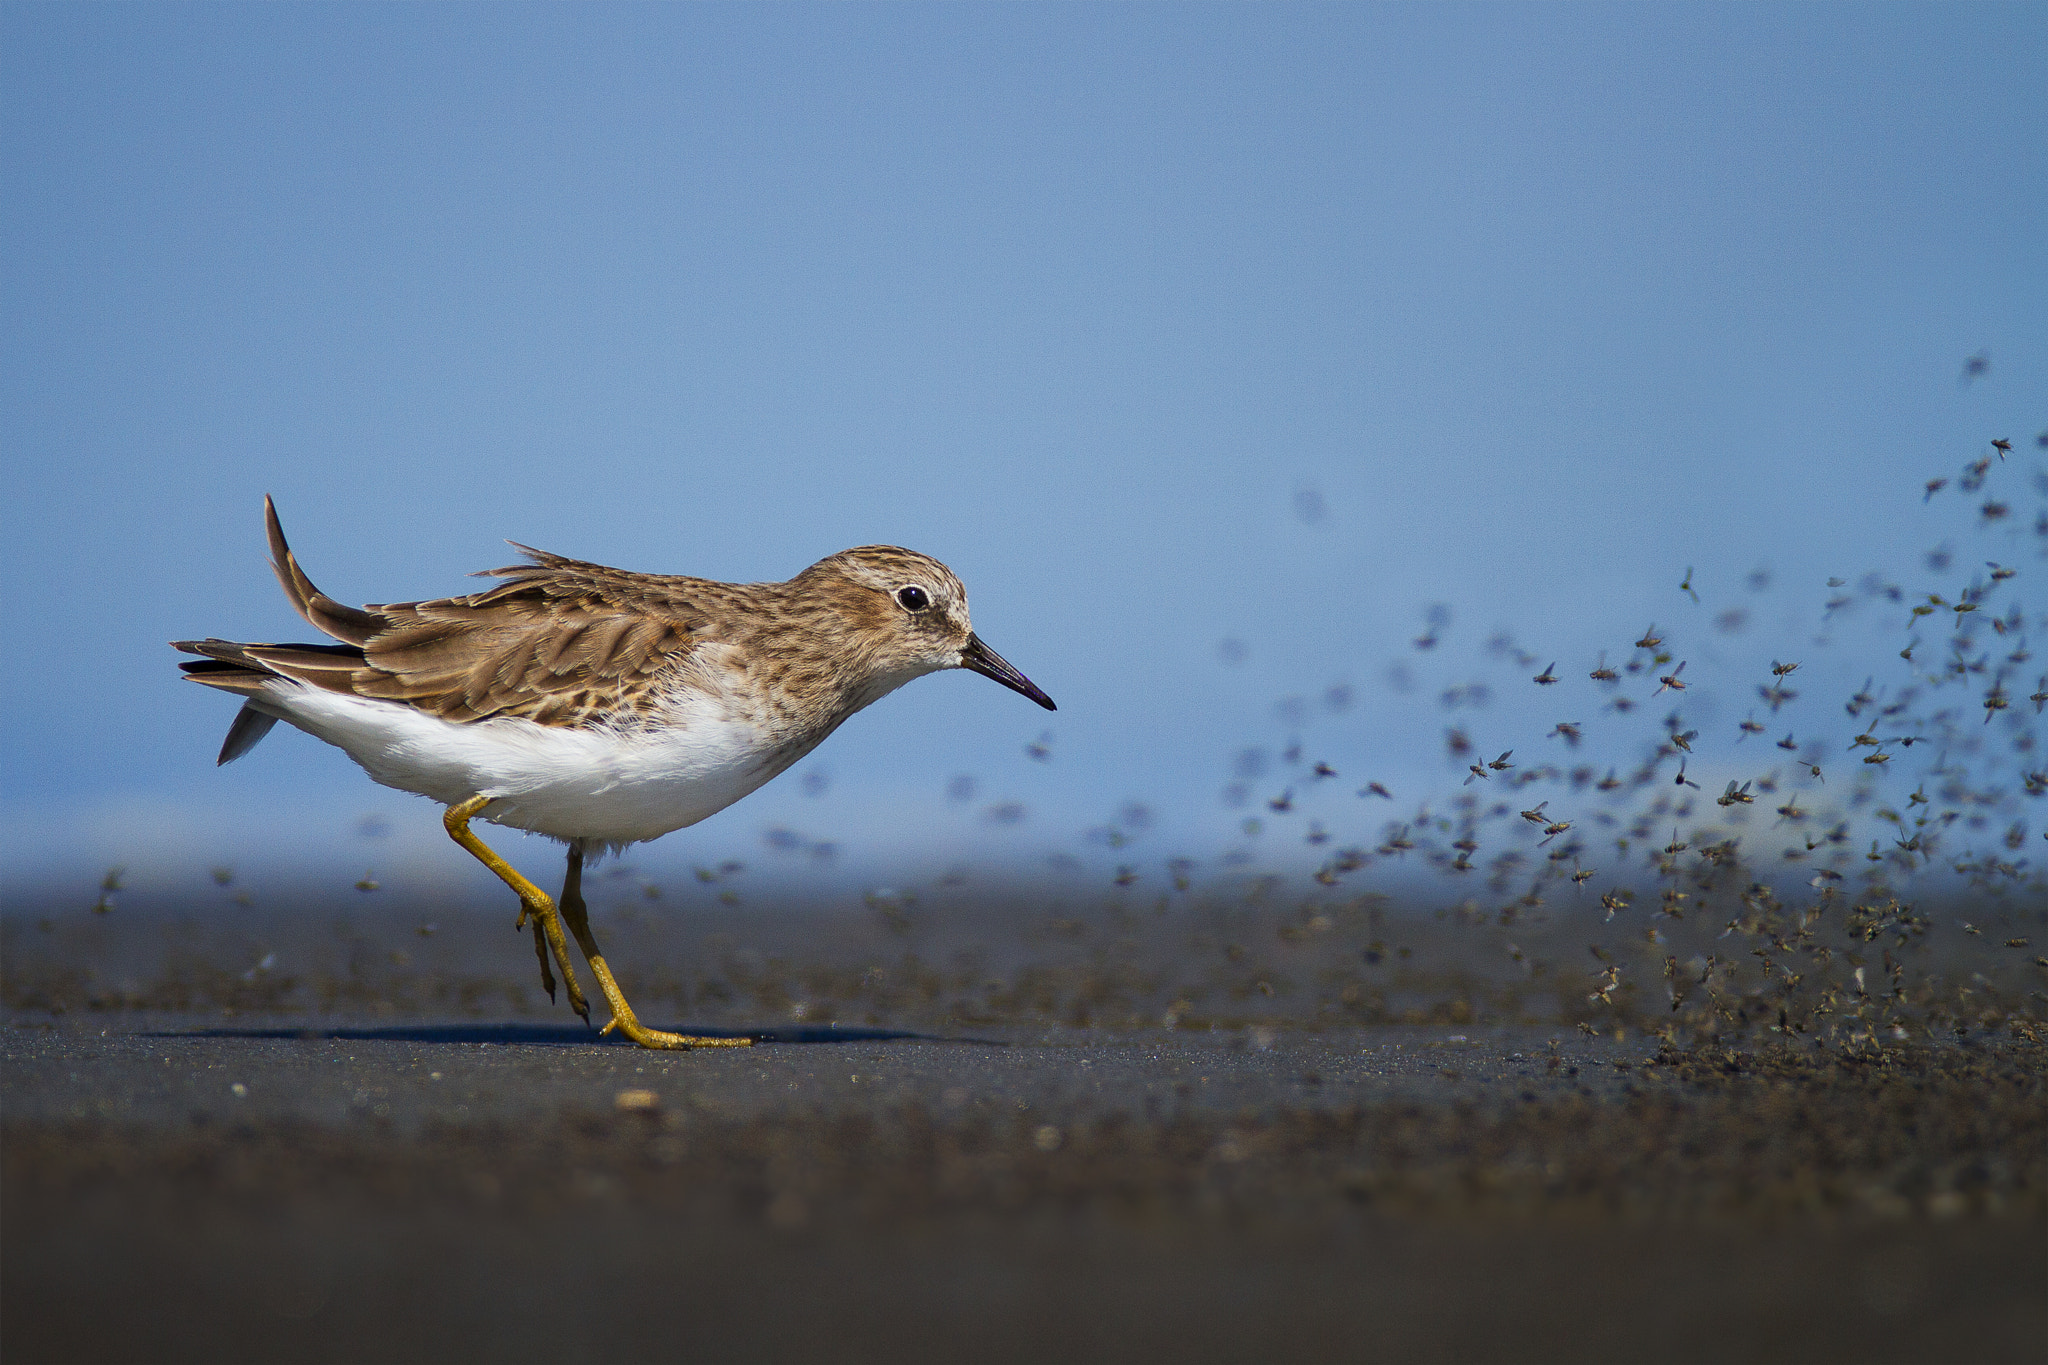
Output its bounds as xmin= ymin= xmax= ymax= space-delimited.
xmin=264 ymin=494 xmax=385 ymax=643
xmin=174 ymin=662 xmax=274 ymax=699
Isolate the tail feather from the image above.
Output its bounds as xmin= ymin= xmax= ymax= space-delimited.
xmin=174 ymin=642 xmax=277 ymax=697
xmin=175 ymin=496 xmax=396 ymax=765
xmin=173 ymin=637 xmax=364 ymax=678
xmin=173 ymin=636 xmax=367 ymax=762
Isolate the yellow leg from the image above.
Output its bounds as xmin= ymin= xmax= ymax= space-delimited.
xmin=558 ymin=844 xmax=751 ymax=1051
xmin=443 ymin=796 xmax=589 ymax=1025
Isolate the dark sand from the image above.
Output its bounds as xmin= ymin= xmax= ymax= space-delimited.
xmin=4 ymin=894 xmax=2043 ymax=1363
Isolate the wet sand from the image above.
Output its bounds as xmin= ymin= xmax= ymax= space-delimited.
xmin=5 ymin=1010 xmax=2043 ymax=1364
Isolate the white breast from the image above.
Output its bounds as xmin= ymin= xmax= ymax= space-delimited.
xmin=252 ymin=678 xmax=794 ymax=847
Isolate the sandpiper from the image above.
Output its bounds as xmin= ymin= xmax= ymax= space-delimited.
xmin=173 ymin=497 xmax=1055 ymax=1048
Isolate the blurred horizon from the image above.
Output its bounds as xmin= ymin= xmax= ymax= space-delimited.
xmin=4 ymin=3 xmax=2044 ymax=909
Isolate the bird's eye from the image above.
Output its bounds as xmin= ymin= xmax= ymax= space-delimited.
xmin=896 ymin=586 xmax=930 ymax=612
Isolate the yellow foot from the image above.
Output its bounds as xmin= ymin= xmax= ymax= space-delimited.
xmin=598 ymin=1016 xmax=754 ymax=1050
xmin=586 ymin=954 xmax=751 ymax=1050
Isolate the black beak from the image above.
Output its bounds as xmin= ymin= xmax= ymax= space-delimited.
xmin=960 ymin=633 xmax=1056 ymax=711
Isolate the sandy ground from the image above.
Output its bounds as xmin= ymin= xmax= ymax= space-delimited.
xmin=5 ymin=1009 xmax=2043 ymax=1365
xmin=5 ymin=886 xmax=2044 ymax=1362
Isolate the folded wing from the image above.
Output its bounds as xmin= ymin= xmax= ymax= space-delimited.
xmin=174 ymin=497 xmax=712 ymax=761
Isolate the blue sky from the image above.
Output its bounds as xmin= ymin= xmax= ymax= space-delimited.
xmin=3 ymin=3 xmax=2043 ymax=900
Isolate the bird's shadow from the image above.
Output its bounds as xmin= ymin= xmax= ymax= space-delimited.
xmin=145 ymin=1022 xmax=1007 ymax=1048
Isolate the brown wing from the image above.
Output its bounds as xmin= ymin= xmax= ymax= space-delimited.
xmin=178 ymin=496 xmax=712 ymax=728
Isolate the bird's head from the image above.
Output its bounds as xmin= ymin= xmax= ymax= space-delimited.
xmin=792 ymin=546 xmax=1056 ymax=711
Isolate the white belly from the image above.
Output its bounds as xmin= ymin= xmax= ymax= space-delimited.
xmin=254 ymin=679 xmax=793 ymax=846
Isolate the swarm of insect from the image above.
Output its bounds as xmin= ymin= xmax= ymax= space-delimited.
xmin=1134 ymin=425 xmax=2044 ymax=1053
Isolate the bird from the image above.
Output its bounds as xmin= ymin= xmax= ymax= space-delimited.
xmin=173 ymin=497 xmax=1054 ymax=1049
